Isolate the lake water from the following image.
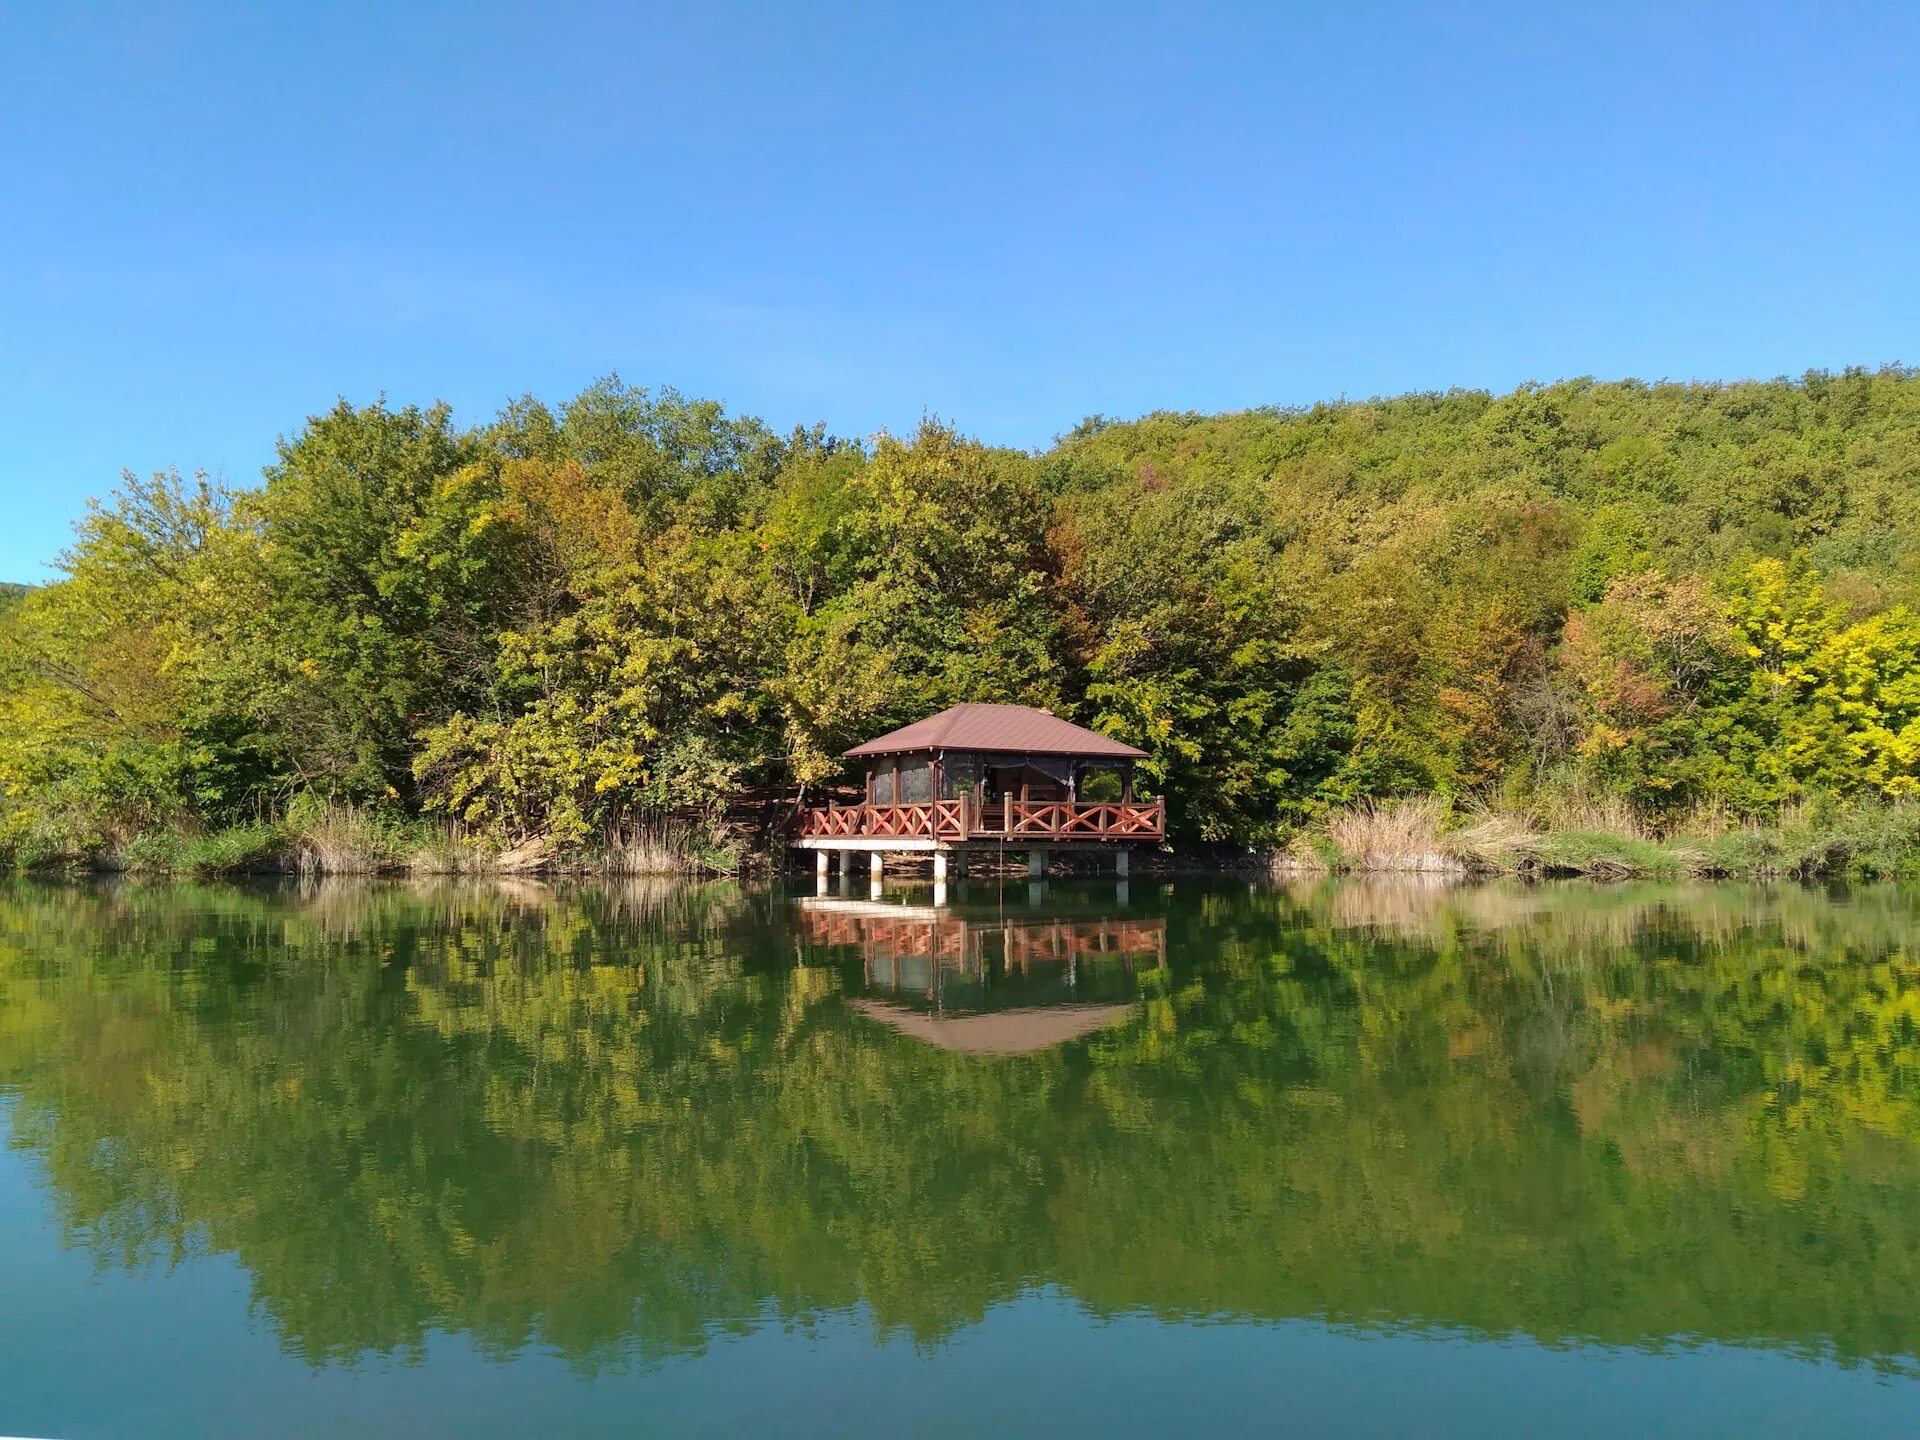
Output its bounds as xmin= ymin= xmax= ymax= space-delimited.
xmin=2 ymin=874 xmax=1918 ymax=1438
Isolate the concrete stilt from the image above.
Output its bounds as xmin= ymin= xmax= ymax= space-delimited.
xmin=869 ymin=851 xmax=885 ymax=881
xmin=1115 ymin=848 xmax=1130 ymax=878
xmin=932 ymin=878 xmax=949 ymax=907
xmin=816 ymin=851 xmax=830 ymax=881
xmin=933 ymin=850 xmax=951 ymax=882
xmin=1027 ymin=849 xmax=1047 ymax=878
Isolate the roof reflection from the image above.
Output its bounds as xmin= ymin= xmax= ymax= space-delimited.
xmin=847 ymin=998 xmax=1134 ymax=1054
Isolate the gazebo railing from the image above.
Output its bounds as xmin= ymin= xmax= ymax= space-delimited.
xmin=799 ymin=800 xmax=970 ymax=840
xmin=999 ymin=798 xmax=1164 ymax=839
xmin=797 ymin=796 xmax=1163 ymax=842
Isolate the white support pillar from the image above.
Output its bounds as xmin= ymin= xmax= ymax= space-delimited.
xmin=816 ymin=851 xmax=830 ymax=881
xmin=933 ymin=850 xmax=951 ymax=882
xmin=1114 ymin=848 xmax=1130 ymax=878
xmin=869 ymin=851 xmax=885 ymax=881
xmin=1027 ymin=849 xmax=1047 ymax=878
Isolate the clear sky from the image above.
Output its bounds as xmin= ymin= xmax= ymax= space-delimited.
xmin=3 ymin=1 xmax=1915 ymax=579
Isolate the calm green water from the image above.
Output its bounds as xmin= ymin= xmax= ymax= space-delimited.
xmin=3 ymin=875 xmax=1919 ymax=1438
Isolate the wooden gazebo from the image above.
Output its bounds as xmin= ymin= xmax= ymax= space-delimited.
xmin=795 ymin=703 xmax=1164 ymax=878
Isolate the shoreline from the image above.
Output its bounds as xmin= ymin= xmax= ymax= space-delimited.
xmin=11 ymin=834 xmax=1914 ymax=886
xmin=10 ymin=795 xmax=1919 ymax=886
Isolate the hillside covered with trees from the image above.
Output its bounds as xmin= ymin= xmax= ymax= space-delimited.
xmin=3 ymin=367 xmax=1920 ymax=869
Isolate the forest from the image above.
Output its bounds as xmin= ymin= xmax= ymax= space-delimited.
xmin=3 ymin=366 xmax=1920 ymax=872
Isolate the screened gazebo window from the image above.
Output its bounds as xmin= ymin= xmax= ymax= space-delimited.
xmin=870 ymin=763 xmax=896 ymax=805
xmin=941 ymin=752 xmax=981 ymax=799
xmin=899 ymin=756 xmax=933 ymax=804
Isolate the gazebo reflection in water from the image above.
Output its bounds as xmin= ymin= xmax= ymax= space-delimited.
xmin=797 ymin=893 xmax=1166 ymax=1055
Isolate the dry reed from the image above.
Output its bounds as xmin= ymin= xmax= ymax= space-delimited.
xmin=1323 ymin=797 xmax=1464 ymax=872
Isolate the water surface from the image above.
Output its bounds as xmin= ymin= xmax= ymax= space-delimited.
xmin=2 ymin=875 xmax=1918 ymax=1437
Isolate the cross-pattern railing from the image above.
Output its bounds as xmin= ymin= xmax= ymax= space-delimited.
xmin=797 ymin=796 xmax=1163 ymax=841
xmin=799 ymin=799 xmax=970 ymax=839
xmin=1000 ymin=798 xmax=1164 ymax=839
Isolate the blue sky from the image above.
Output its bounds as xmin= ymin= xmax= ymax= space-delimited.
xmin=3 ymin=1 xmax=1915 ymax=579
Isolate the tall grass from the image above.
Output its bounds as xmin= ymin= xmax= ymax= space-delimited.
xmin=1687 ymin=798 xmax=1920 ymax=880
xmin=600 ymin=813 xmax=742 ymax=876
xmin=1311 ymin=793 xmax=1920 ymax=881
xmin=286 ymin=799 xmax=443 ymax=876
xmin=11 ymin=803 xmax=746 ymax=879
xmin=2 ymin=809 xmax=109 ymax=872
xmin=90 ymin=800 xmax=475 ymax=878
xmin=117 ymin=822 xmax=288 ymax=876
xmin=1322 ymin=797 xmax=1463 ymax=872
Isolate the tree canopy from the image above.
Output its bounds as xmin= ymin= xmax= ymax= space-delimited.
xmin=6 ymin=367 xmax=1920 ymax=860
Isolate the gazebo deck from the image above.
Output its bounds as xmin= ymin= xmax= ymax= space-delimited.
xmin=796 ymin=795 xmax=1164 ymax=847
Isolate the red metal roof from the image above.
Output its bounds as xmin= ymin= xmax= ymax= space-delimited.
xmin=843 ymin=703 xmax=1146 ymax=759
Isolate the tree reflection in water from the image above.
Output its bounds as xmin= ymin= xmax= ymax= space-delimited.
xmin=2 ymin=874 xmax=1919 ymax=1374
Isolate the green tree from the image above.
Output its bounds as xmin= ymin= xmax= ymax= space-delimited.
xmin=218 ymin=399 xmax=488 ymax=799
xmin=775 ymin=421 xmax=1063 ymax=785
